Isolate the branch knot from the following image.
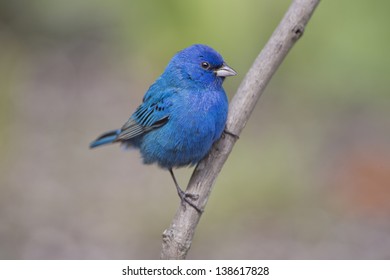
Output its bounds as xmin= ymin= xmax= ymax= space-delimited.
xmin=291 ymin=24 xmax=305 ymax=40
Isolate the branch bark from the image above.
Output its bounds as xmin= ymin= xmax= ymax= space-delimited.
xmin=160 ymin=0 xmax=321 ymax=259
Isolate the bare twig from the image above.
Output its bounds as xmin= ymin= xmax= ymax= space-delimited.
xmin=161 ymin=0 xmax=321 ymax=259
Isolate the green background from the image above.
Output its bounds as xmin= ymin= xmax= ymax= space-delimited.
xmin=1 ymin=0 xmax=389 ymax=259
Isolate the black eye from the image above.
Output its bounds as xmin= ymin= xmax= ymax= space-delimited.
xmin=201 ymin=62 xmax=210 ymax=69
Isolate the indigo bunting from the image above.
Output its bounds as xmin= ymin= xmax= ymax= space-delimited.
xmin=90 ymin=44 xmax=236 ymax=212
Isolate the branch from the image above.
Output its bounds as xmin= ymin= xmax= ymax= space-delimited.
xmin=160 ymin=0 xmax=321 ymax=259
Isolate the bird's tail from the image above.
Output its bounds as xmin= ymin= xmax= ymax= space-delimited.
xmin=89 ymin=129 xmax=121 ymax=148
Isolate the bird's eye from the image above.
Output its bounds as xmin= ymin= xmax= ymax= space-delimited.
xmin=201 ymin=62 xmax=210 ymax=69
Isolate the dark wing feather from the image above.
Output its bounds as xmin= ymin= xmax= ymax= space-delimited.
xmin=115 ymin=99 xmax=170 ymax=142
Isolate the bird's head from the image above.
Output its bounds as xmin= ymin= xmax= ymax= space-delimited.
xmin=166 ymin=44 xmax=237 ymax=89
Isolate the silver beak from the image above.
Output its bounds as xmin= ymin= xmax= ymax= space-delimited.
xmin=215 ymin=63 xmax=237 ymax=77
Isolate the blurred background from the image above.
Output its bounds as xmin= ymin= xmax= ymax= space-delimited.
xmin=1 ymin=0 xmax=389 ymax=259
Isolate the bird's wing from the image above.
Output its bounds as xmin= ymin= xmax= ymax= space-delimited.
xmin=115 ymin=96 xmax=172 ymax=142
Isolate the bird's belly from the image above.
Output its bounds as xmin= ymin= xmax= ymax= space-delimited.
xmin=139 ymin=119 xmax=216 ymax=169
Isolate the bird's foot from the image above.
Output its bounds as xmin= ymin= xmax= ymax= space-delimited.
xmin=176 ymin=188 xmax=202 ymax=213
xmin=223 ymin=129 xmax=239 ymax=140
xmin=169 ymin=168 xmax=202 ymax=213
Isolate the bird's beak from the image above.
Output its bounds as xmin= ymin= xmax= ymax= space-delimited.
xmin=215 ymin=63 xmax=237 ymax=77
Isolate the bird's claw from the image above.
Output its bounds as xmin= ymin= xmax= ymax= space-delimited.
xmin=177 ymin=188 xmax=202 ymax=213
xmin=223 ymin=129 xmax=239 ymax=140
xmin=170 ymin=169 xmax=203 ymax=213
xmin=184 ymin=193 xmax=199 ymax=200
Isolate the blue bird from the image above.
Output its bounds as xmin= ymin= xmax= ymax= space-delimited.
xmin=90 ymin=44 xmax=236 ymax=212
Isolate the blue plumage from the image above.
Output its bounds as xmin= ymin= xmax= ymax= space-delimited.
xmin=89 ymin=129 xmax=121 ymax=148
xmin=90 ymin=44 xmax=236 ymax=211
